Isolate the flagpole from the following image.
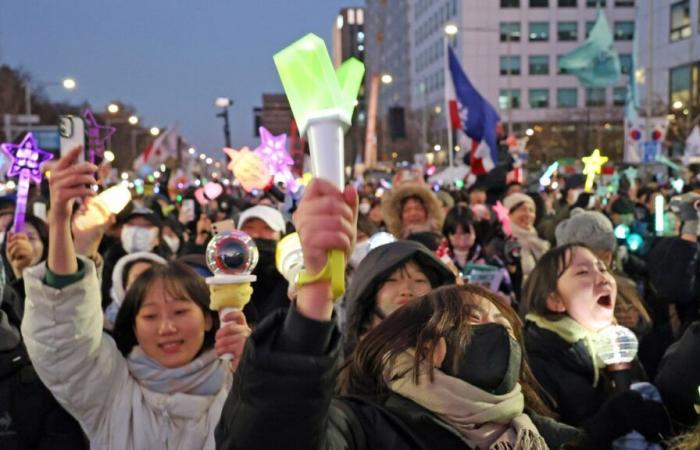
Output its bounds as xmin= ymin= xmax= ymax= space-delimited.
xmin=645 ymin=0 xmax=653 ymax=136
xmin=444 ymin=34 xmax=454 ymax=167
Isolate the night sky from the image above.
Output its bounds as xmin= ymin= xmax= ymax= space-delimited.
xmin=0 ymin=0 xmax=363 ymax=157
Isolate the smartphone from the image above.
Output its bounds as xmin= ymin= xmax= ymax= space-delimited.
xmin=212 ymin=219 xmax=235 ymax=236
xmin=181 ymin=199 xmax=195 ymax=223
xmin=59 ymin=115 xmax=85 ymax=161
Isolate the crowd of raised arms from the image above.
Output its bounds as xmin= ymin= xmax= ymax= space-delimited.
xmin=2 ymin=145 xmax=700 ymax=450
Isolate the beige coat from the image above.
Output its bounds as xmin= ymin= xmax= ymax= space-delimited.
xmin=21 ymin=259 xmax=232 ymax=450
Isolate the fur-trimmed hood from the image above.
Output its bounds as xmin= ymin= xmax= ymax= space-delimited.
xmin=381 ymin=182 xmax=445 ymax=238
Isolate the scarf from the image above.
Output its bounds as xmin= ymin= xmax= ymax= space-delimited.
xmin=127 ymin=347 xmax=227 ymax=396
xmin=509 ymin=224 xmax=549 ymax=260
xmin=385 ymin=351 xmax=548 ymax=450
xmin=525 ymin=313 xmax=606 ymax=386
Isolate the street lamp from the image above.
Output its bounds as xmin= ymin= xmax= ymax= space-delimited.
xmin=380 ymin=74 xmax=393 ymax=84
xmin=150 ymin=127 xmax=160 ymax=136
xmin=673 ymin=100 xmax=684 ymax=110
xmin=215 ymin=97 xmax=233 ymax=148
xmin=107 ymin=103 xmax=120 ymax=114
xmin=24 ymin=76 xmax=78 ymax=125
xmin=128 ymin=115 xmax=139 ymax=125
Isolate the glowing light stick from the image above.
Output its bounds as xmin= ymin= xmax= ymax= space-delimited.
xmin=276 ymin=232 xmax=304 ymax=285
xmin=624 ymin=166 xmax=638 ymax=184
xmin=539 ymin=161 xmax=559 ymax=187
xmin=205 ymin=229 xmax=258 ymax=360
xmin=83 ymin=109 xmax=116 ymax=165
xmin=594 ymin=325 xmax=639 ymax=392
xmin=655 ymin=154 xmax=681 ymax=172
xmin=626 ymin=233 xmax=644 ymax=252
xmin=1 ymin=133 xmax=53 ymax=232
xmin=73 ymin=183 xmax=132 ymax=231
xmin=492 ymin=201 xmax=512 ymax=237
xmin=223 ymin=146 xmax=272 ymax=192
xmin=254 ymin=126 xmax=299 ymax=192
xmin=582 ymin=149 xmax=608 ymax=193
xmin=368 ymin=232 xmax=396 ymax=250
xmin=671 ymin=178 xmax=684 ymax=194
xmin=614 ymin=223 xmax=630 ymax=240
xmin=274 ymin=33 xmax=364 ymax=300
xmin=655 ymin=194 xmax=665 ymax=235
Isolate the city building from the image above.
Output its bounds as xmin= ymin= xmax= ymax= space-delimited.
xmin=332 ymin=7 xmax=367 ymax=171
xmin=636 ymin=0 xmax=700 ymax=154
xmin=401 ymin=0 xmax=637 ymax=163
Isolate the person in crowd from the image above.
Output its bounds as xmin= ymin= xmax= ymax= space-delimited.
xmin=22 ymin=148 xmax=248 ymax=449
xmin=466 ymin=184 xmax=487 ymax=206
xmin=504 ymin=181 xmax=523 ymax=197
xmin=364 ymin=196 xmax=385 ymax=230
xmin=502 ymin=192 xmax=550 ymax=282
xmin=237 ymin=204 xmax=290 ymax=325
xmin=520 ymin=243 xmax=650 ymax=427
xmin=554 ymin=209 xmax=652 ymax=336
xmin=1 ymin=215 xmax=48 ymax=304
xmin=103 ymin=251 xmax=168 ymax=330
xmin=162 ymin=217 xmax=185 ymax=257
xmin=101 ymin=205 xmax=172 ymax=309
xmin=343 ymin=239 xmax=455 ymax=355
xmin=381 ymin=181 xmax=445 ymax=240
xmin=655 ymin=319 xmax=700 ymax=429
xmin=441 ymin=205 xmax=513 ymax=300
xmin=435 ymin=190 xmax=455 ymax=215
xmin=215 ymin=178 xmax=671 ymax=450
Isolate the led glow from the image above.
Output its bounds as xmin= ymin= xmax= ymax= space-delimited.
xmin=153 ymin=171 xmax=161 ymax=178
xmin=62 ymin=78 xmax=77 ymax=90
xmin=128 ymin=115 xmax=139 ymax=125
xmin=273 ymin=33 xmax=364 ymax=134
xmin=96 ymin=183 xmax=132 ymax=214
xmin=121 ymin=172 xmax=129 ymax=180
xmin=626 ymin=233 xmax=644 ymax=252
xmin=539 ymin=161 xmax=559 ymax=186
xmin=582 ymin=149 xmax=608 ymax=193
xmin=199 ymin=153 xmax=206 ymax=160
xmin=614 ymin=223 xmax=630 ymax=240
xmin=188 ymin=147 xmax=196 ymax=154
xmin=103 ymin=151 xmax=115 ymax=162
xmin=594 ymin=325 xmax=638 ymax=365
xmin=206 ymin=157 xmax=213 ymax=165
xmin=434 ymin=144 xmax=442 ymax=151
xmin=368 ymin=232 xmax=396 ymax=250
xmin=525 ymin=128 xmax=534 ymax=136
xmin=492 ymin=201 xmax=512 ymax=236
xmin=655 ymin=195 xmax=665 ymax=234
xmin=150 ymin=127 xmax=160 ymax=136
xmin=672 ymin=178 xmax=684 ymax=193
xmin=107 ymin=103 xmax=120 ymax=114
xmin=444 ymin=23 xmax=459 ymax=36
xmin=6 ymin=180 xmax=16 ymax=190
xmin=381 ymin=74 xmax=393 ymax=84
xmin=254 ymin=126 xmax=298 ymax=192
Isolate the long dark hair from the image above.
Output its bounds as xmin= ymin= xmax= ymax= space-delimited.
xmin=112 ymin=261 xmax=219 ymax=357
xmin=1 ymin=214 xmax=49 ymax=282
xmin=340 ymin=284 xmax=555 ymax=417
xmin=442 ymin=205 xmax=478 ymax=260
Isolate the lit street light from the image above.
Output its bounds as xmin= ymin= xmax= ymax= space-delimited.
xmin=24 ymin=77 xmax=78 ymax=125
xmin=673 ymin=100 xmax=684 ymax=110
xmin=62 ymin=78 xmax=77 ymax=90
xmin=380 ymin=74 xmax=393 ymax=84
xmin=107 ymin=103 xmax=120 ymax=114
xmin=150 ymin=127 xmax=160 ymax=136
xmin=128 ymin=115 xmax=139 ymax=125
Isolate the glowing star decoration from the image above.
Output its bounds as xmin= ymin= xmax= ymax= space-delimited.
xmin=274 ymin=33 xmax=365 ymax=301
xmin=223 ymin=146 xmax=271 ymax=192
xmin=671 ymin=178 xmax=684 ymax=194
xmin=492 ymin=201 xmax=512 ymax=237
xmin=83 ymin=109 xmax=116 ymax=165
xmin=582 ymin=149 xmax=608 ymax=193
xmin=539 ymin=162 xmax=559 ymax=187
xmin=624 ymin=166 xmax=638 ymax=184
xmin=1 ymin=133 xmax=53 ymax=232
xmin=254 ymin=127 xmax=298 ymax=192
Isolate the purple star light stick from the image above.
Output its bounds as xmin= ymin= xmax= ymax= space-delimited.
xmin=1 ymin=133 xmax=53 ymax=232
xmin=83 ymin=109 xmax=116 ymax=165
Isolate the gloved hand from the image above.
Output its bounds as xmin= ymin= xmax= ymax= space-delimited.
xmin=503 ymin=238 xmax=522 ymax=266
xmin=580 ymin=390 xmax=672 ymax=446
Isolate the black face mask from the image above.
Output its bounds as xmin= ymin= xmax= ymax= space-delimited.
xmin=252 ymin=238 xmax=279 ymax=276
xmin=441 ymin=323 xmax=522 ymax=395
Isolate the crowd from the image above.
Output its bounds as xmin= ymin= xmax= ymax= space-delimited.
xmin=0 ymin=143 xmax=699 ymax=450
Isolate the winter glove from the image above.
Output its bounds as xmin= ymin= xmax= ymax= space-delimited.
xmin=580 ymin=390 xmax=672 ymax=447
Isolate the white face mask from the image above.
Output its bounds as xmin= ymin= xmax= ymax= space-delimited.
xmin=349 ymin=239 xmax=371 ymax=269
xmin=359 ymin=202 xmax=371 ymax=215
xmin=163 ymin=235 xmax=180 ymax=254
xmin=121 ymin=226 xmax=158 ymax=254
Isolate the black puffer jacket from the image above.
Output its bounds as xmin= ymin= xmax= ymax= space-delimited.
xmin=215 ymin=308 xmax=633 ymax=450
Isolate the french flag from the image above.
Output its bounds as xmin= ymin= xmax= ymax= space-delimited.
xmin=447 ymin=46 xmax=501 ymax=175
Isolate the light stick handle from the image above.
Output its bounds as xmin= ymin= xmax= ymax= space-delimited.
xmin=11 ymin=172 xmax=31 ymax=233
xmin=219 ymin=307 xmax=239 ymax=361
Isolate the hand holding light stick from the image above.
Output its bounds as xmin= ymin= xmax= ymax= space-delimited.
xmin=594 ymin=325 xmax=639 ymax=393
xmin=273 ymin=33 xmax=364 ymax=300
xmin=205 ymin=229 xmax=258 ymax=360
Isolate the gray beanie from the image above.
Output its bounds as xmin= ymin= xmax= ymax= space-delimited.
xmin=555 ymin=208 xmax=616 ymax=252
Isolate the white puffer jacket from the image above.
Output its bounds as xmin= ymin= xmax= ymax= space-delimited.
xmin=21 ymin=258 xmax=232 ymax=450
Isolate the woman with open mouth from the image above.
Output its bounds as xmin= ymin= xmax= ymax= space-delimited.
xmin=519 ymin=243 xmax=648 ymax=427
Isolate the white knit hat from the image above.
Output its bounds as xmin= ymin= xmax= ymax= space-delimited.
xmin=503 ymin=192 xmax=535 ymax=213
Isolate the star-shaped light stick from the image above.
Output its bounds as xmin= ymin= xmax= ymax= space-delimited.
xmin=273 ymin=33 xmax=365 ymax=300
xmin=254 ymin=126 xmax=299 ymax=192
xmin=223 ymin=146 xmax=271 ymax=192
xmin=582 ymin=149 xmax=608 ymax=193
xmin=83 ymin=109 xmax=116 ymax=165
xmin=1 ymin=133 xmax=53 ymax=232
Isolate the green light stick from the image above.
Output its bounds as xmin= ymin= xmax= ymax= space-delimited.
xmin=273 ymin=33 xmax=365 ymax=300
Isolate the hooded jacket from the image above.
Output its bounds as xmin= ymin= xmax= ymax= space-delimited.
xmin=381 ymin=183 xmax=445 ymax=238
xmin=22 ymin=259 xmax=232 ymax=450
xmin=343 ymin=240 xmax=455 ymax=355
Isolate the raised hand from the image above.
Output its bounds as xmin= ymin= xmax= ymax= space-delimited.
xmin=214 ymin=310 xmax=252 ymax=372
xmin=6 ymin=231 xmax=34 ymax=277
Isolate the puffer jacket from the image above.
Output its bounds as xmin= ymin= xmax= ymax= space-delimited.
xmin=21 ymin=259 xmax=232 ymax=450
